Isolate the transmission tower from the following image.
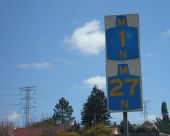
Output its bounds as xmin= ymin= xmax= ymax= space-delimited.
xmin=141 ymin=100 xmax=151 ymax=122
xmin=19 ymin=86 xmax=36 ymax=127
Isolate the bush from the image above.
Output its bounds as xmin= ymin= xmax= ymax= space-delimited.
xmin=136 ymin=126 xmax=147 ymax=133
xmin=56 ymin=132 xmax=79 ymax=136
xmin=118 ymin=121 xmax=136 ymax=133
xmin=36 ymin=124 xmax=80 ymax=136
xmin=81 ymin=123 xmax=112 ymax=136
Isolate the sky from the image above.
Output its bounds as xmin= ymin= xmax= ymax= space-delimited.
xmin=0 ymin=0 xmax=170 ymax=127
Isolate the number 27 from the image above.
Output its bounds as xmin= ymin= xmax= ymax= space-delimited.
xmin=110 ymin=78 xmax=138 ymax=96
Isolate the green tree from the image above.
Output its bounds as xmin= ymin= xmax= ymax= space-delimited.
xmin=155 ymin=101 xmax=170 ymax=134
xmin=53 ymin=97 xmax=75 ymax=125
xmin=72 ymin=121 xmax=80 ymax=132
xmin=155 ymin=117 xmax=170 ymax=134
xmin=161 ymin=101 xmax=169 ymax=121
xmin=81 ymin=85 xmax=111 ymax=127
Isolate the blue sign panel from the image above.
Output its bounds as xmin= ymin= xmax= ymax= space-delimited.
xmin=106 ymin=16 xmax=139 ymax=61
xmin=108 ymin=64 xmax=142 ymax=111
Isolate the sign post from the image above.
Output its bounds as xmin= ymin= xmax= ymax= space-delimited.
xmin=104 ymin=14 xmax=143 ymax=135
xmin=124 ymin=112 xmax=129 ymax=136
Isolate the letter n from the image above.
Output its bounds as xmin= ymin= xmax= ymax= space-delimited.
xmin=121 ymin=100 xmax=128 ymax=109
xmin=120 ymin=50 xmax=127 ymax=60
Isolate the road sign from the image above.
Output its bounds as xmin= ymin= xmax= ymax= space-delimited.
xmin=105 ymin=14 xmax=140 ymax=62
xmin=105 ymin=14 xmax=143 ymax=112
xmin=106 ymin=61 xmax=142 ymax=111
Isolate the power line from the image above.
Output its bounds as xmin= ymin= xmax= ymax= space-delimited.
xmin=0 ymin=104 xmax=20 ymax=107
xmin=0 ymin=94 xmax=19 ymax=96
xmin=20 ymin=86 xmax=36 ymax=127
xmin=0 ymin=93 xmax=20 ymax=107
xmin=37 ymin=94 xmax=57 ymax=99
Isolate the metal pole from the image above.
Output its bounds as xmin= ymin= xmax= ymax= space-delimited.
xmin=123 ymin=112 xmax=129 ymax=136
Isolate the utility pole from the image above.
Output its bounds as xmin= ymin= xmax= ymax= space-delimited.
xmin=20 ymin=86 xmax=36 ymax=127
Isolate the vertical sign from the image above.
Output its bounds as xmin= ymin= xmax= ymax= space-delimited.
xmin=105 ymin=14 xmax=143 ymax=112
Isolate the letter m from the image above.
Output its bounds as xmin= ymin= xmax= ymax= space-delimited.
xmin=116 ymin=16 xmax=127 ymax=27
xmin=118 ymin=64 xmax=129 ymax=75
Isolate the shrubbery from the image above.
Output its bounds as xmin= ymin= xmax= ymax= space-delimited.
xmin=80 ymin=123 xmax=112 ymax=136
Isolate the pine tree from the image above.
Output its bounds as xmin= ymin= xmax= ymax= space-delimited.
xmin=81 ymin=85 xmax=111 ymax=127
xmin=53 ymin=97 xmax=75 ymax=125
xmin=155 ymin=101 xmax=170 ymax=134
xmin=161 ymin=101 xmax=169 ymax=121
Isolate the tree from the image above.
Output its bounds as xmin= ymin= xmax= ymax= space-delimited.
xmin=0 ymin=122 xmax=13 ymax=136
xmin=155 ymin=117 xmax=170 ymax=134
xmin=72 ymin=121 xmax=80 ymax=132
xmin=81 ymin=85 xmax=111 ymax=127
xmin=155 ymin=101 xmax=170 ymax=134
xmin=53 ymin=97 xmax=75 ymax=125
xmin=161 ymin=101 xmax=169 ymax=121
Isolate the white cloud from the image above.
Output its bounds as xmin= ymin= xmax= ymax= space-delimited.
xmin=161 ymin=28 xmax=170 ymax=39
xmin=65 ymin=20 xmax=105 ymax=55
xmin=6 ymin=112 xmax=20 ymax=122
xmin=84 ymin=76 xmax=106 ymax=89
xmin=16 ymin=62 xmax=53 ymax=70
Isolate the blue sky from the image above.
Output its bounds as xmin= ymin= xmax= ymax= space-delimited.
xmin=0 ymin=0 xmax=170 ymax=127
